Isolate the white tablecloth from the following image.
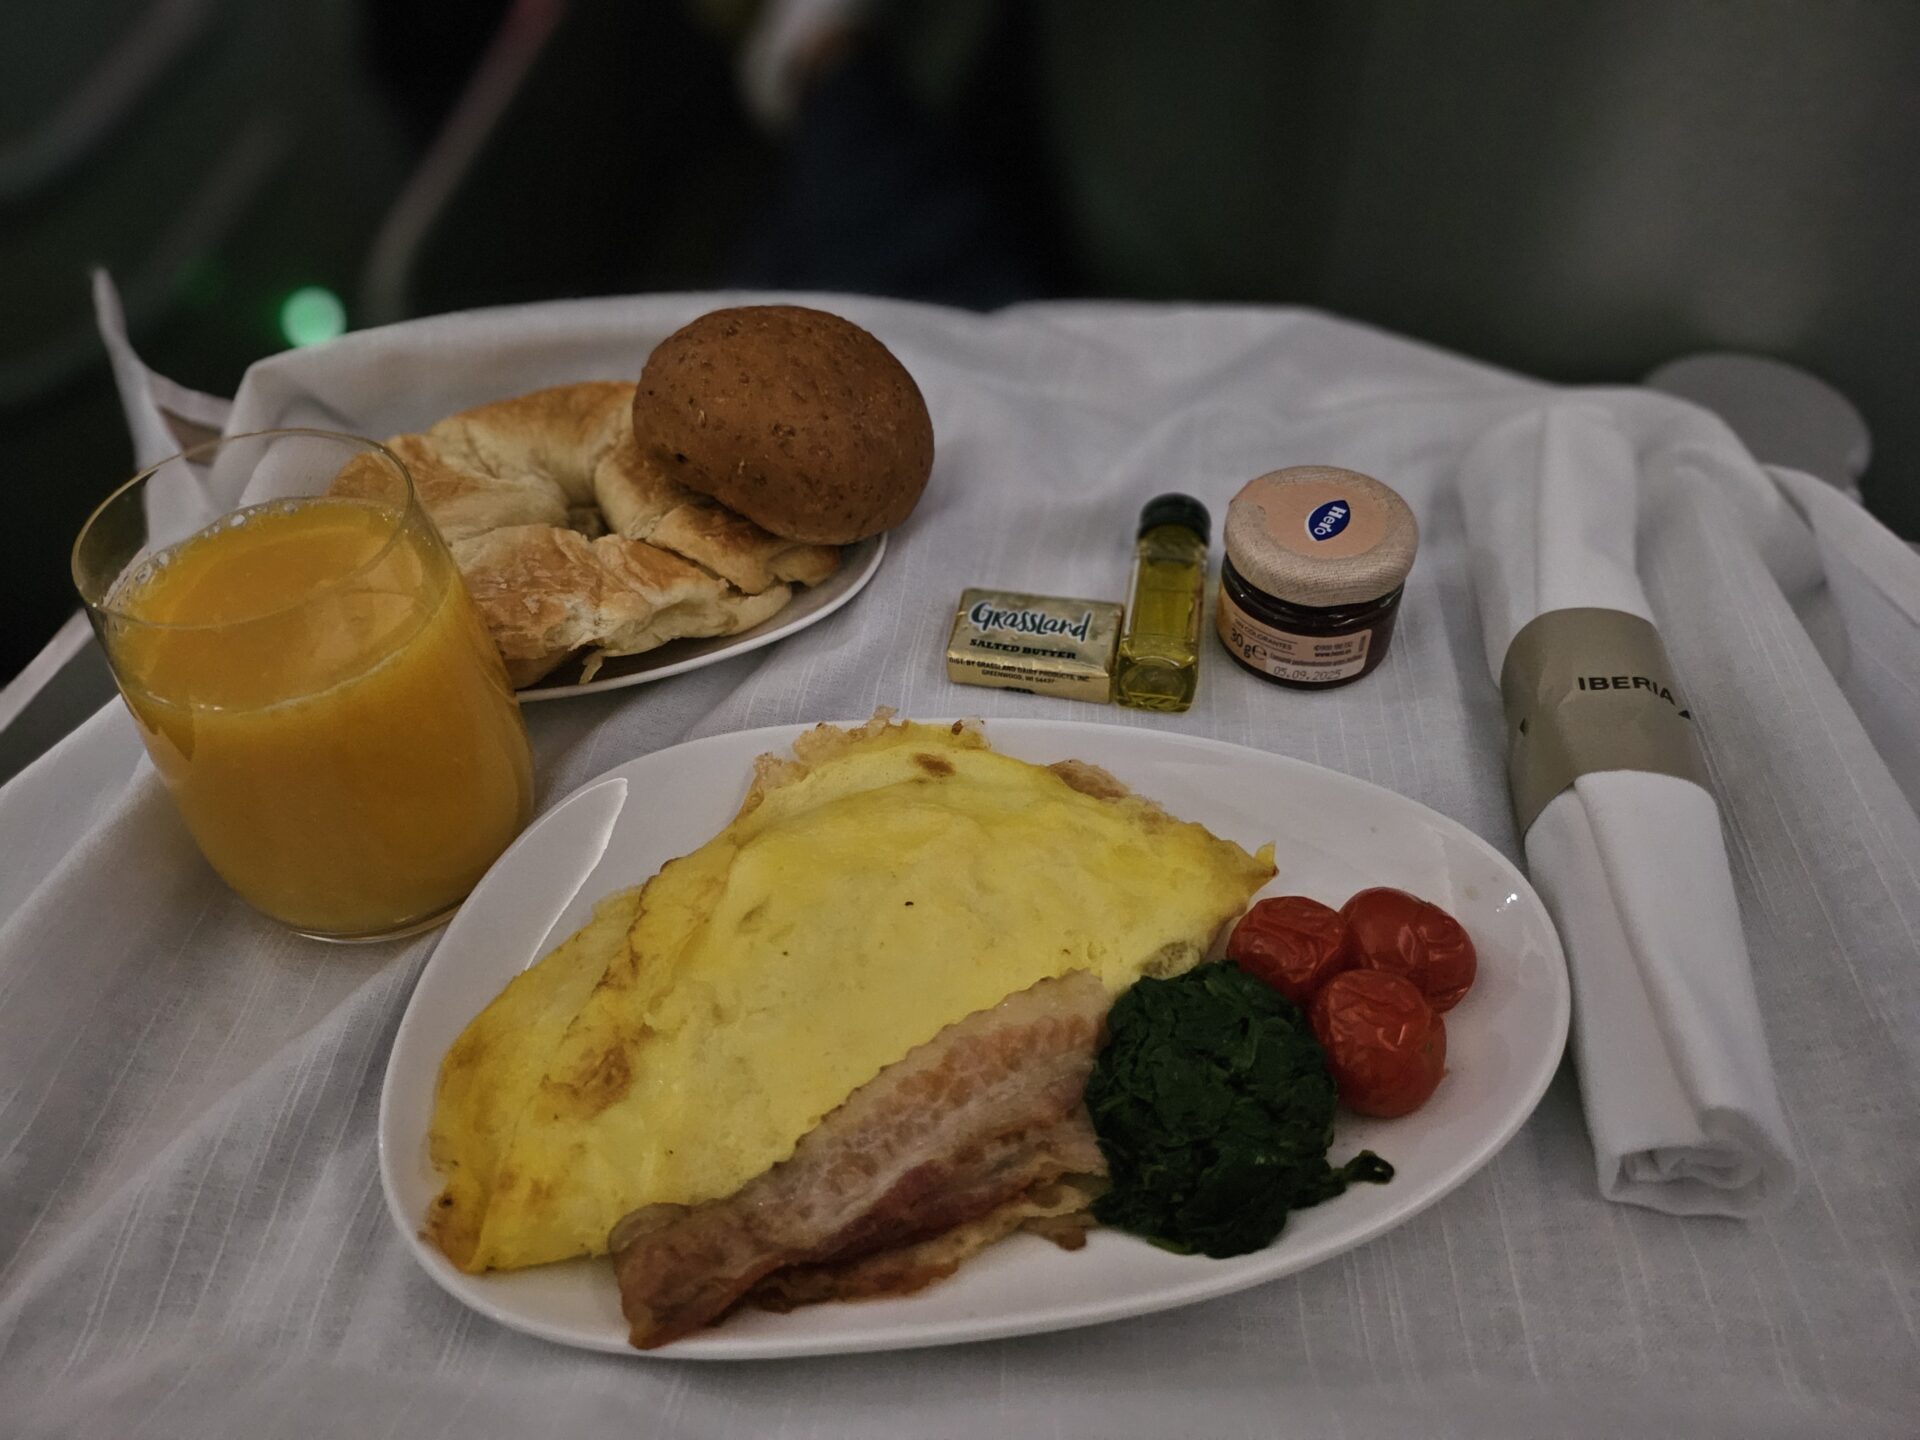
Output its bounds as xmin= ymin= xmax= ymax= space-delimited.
xmin=4 ymin=296 xmax=1917 ymax=1439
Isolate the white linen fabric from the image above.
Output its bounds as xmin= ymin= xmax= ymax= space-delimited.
xmin=1767 ymin=462 xmax=1920 ymax=810
xmin=2 ymin=292 xmax=1916 ymax=1438
xmin=1460 ymin=403 xmax=1797 ymax=1215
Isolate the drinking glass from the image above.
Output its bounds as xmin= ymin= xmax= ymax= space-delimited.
xmin=72 ymin=430 xmax=535 ymax=941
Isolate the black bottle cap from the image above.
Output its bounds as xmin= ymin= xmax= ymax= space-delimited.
xmin=1138 ymin=493 xmax=1211 ymax=544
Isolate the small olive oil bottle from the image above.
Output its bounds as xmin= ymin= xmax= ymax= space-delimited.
xmin=1115 ymin=493 xmax=1210 ymax=712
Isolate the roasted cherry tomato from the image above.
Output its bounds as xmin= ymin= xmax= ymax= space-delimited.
xmin=1226 ymin=895 xmax=1359 ymax=1006
xmin=1309 ymin=970 xmax=1446 ymax=1117
xmin=1340 ymin=887 xmax=1477 ymax=1012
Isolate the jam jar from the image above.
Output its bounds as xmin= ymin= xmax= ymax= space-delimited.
xmin=1215 ymin=466 xmax=1419 ymax=690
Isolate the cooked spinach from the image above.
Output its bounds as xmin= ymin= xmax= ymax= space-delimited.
xmin=1086 ymin=963 xmax=1393 ymax=1258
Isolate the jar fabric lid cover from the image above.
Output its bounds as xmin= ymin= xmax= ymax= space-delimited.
xmin=1223 ymin=466 xmax=1418 ymax=608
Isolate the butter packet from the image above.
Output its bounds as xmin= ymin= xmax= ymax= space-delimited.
xmin=946 ymin=588 xmax=1122 ymax=703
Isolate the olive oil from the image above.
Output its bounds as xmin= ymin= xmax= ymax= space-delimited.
xmin=1116 ymin=494 xmax=1210 ymax=712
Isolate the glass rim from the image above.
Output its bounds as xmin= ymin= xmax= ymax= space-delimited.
xmin=71 ymin=427 xmax=420 ymax=633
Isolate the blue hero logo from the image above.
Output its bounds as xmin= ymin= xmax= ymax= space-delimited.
xmin=1306 ymin=499 xmax=1351 ymax=541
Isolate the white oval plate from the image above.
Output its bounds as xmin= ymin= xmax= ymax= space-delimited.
xmin=379 ymin=719 xmax=1569 ymax=1359
xmin=517 ymin=536 xmax=884 ymax=701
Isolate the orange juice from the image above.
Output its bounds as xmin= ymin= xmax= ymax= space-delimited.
xmin=106 ymin=496 xmax=533 ymax=936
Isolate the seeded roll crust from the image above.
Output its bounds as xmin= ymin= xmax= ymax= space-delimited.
xmin=632 ymin=306 xmax=934 ymax=545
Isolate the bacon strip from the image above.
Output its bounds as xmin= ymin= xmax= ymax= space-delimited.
xmin=610 ymin=971 xmax=1110 ymax=1348
xmin=747 ymin=1175 xmax=1101 ymax=1312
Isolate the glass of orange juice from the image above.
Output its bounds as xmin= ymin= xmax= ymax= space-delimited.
xmin=72 ymin=430 xmax=535 ymax=941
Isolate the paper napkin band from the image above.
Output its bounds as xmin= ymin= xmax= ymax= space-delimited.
xmin=1499 ymin=608 xmax=1711 ymax=834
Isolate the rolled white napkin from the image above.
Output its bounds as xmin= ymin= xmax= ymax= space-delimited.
xmin=92 ymin=271 xmax=242 ymax=554
xmin=1461 ymin=401 xmax=1798 ymax=1216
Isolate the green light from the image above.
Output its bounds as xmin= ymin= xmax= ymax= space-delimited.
xmin=279 ymin=285 xmax=346 ymax=347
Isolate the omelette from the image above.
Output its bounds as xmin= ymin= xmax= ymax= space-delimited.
xmin=428 ymin=713 xmax=1274 ymax=1275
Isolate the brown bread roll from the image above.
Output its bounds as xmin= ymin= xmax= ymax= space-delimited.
xmin=632 ymin=306 xmax=934 ymax=545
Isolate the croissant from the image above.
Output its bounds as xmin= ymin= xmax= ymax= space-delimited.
xmin=333 ymin=382 xmax=840 ymax=685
